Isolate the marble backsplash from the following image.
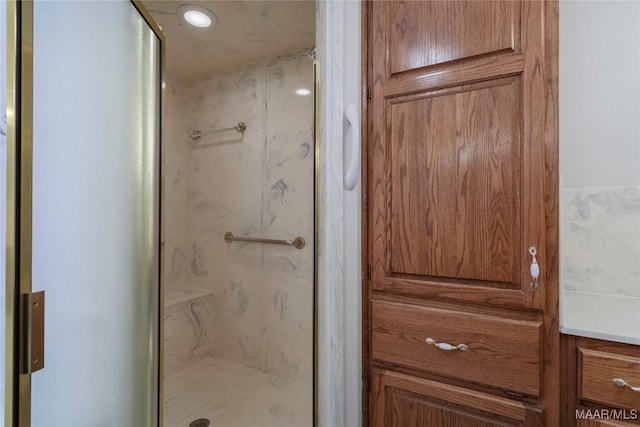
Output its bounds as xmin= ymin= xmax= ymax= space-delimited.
xmin=180 ymin=49 xmax=315 ymax=384
xmin=561 ymin=186 xmax=640 ymax=343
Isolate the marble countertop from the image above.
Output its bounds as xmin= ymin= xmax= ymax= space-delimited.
xmin=560 ymin=290 xmax=640 ymax=345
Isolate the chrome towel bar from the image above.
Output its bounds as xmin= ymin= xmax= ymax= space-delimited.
xmin=224 ymin=231 xmax=305 ymax=249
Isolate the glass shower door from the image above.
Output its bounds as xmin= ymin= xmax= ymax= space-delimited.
xmin=6 ymin=1 xmax=163 ymax=425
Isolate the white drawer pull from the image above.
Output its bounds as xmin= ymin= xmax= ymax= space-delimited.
xmin=425 ymin=337 xmax=468 ymax=352
xmin=612 ymin=377 xmax=640 ymax=393
xmin=529 ymin=246 xmax=539 ymax=291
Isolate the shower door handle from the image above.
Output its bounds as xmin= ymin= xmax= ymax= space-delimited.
xmin=344 ymin=104 xmax=360 ymax=191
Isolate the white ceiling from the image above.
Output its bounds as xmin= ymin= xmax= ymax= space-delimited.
xmin=142 ymin=0 xmax=316 ymax=82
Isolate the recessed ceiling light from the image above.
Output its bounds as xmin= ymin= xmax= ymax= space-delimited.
xmin=177 ymin=4 xmax=217 ymax=28
xmin=295 ymin=88 xmax=311 ymax=96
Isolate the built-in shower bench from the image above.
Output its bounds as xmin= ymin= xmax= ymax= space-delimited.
xmin=164 ymin=287 xmax=215 ymax=377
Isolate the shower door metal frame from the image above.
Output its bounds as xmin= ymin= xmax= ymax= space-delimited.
xmin=5 ymin=0 xmax=19 ymax=423
xmin=313 ymin=55 xmax=319 ymax=427
xmin=4 ymin=1 xmax=165 ymax=425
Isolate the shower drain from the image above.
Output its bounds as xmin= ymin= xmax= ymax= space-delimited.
xmin=188 ymin=418 xmax=210 ymax=427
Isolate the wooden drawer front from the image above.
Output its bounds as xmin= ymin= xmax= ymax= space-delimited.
xmin=580 ymin=349 xmax=640 ymax=411
xmin=578 ymin=420 xmax=638 ymax=427
xmin=372 ymin=369 xmax=544 ymax=427
xmin=371 ymin=300 xmax=542 ymax=396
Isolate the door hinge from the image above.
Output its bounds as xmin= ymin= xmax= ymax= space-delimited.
xmin=20 ymin=291 xmax=45 ymax=374
xmin=367 ymin=87 xmax=372 ymax=102
xmin=367 ymin=264 xmax=372 ymax=280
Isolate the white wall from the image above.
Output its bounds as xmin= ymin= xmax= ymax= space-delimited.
xmin=316 ymin=1 xmax=350 ymax=425
xmin=343 ymin=2 xmax=362 ymax=427
xmin=316 ymin=1 xmax=362 ymax=425
xmin=559 ymin=0 xmax=640 ymax=343
xmin=560 ymin=0 xmax=640 ymax=188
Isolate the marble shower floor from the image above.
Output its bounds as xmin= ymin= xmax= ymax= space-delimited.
xmin=163 ymin=357 xmax=313 ymax=427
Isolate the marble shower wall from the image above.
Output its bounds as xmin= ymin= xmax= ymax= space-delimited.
xmin=163 ymin=76 xmax=190 ymax=291
xmin=186 ymin=50 xmax=314 ymax=384
xmin=163 ymin=77 xmax=217 ymax=377
xmin=561 ymin=186 xmax=640 ymax=342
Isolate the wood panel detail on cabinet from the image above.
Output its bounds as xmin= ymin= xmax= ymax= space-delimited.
xmin=383 ymin=54 xmax=525 ymax=99
xmin=561 ymin=335 xmax=640 ymax=427
xmin=580 ymin=349 xmax=640 ymax=411
xmin=369 ymin=0 xmax=549 ymax=309
xmin=385 ymin=1 xmax=519 ymax=77
xmin=364 ymin=0 xmax=559 ymax=425
xmin=372 ymin=369 xmax=544 ymax=427
xmin=387 ymin=76 xmax=521 ymax=286
xmin=371 ymin=300 xmax=542 ymax=396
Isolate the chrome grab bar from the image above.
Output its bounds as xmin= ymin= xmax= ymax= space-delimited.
xmin=190 ymin=122 xmax=247 ymax=141
xmin=224 ymin=231 xmax=305 ymax=249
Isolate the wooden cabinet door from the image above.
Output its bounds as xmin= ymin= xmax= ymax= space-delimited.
xmin=368 ymin=0 xmax=553 ymax=308
xmin=372 ymin=370 xmax=544 ymax=427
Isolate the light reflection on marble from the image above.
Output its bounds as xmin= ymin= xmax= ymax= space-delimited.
xmin=561 ymin=186 xmax=640 ymax=342
xmin=164 ymin=357 xmax=312 ymax=427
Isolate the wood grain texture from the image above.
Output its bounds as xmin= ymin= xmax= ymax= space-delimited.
xmin=371 ymin=300 xmax=542 ymax=396
xmin=385 ymin=0 xmax=518 ymax=76
xmin=383 ymin=53 xmax=525 ymax=98
xmin=541 ymin=0 xmax=561 ymax=425
xmin=520 ymin=0 xmax=547 ymax=311
xmin=387 ymin=392 xmax=517 ymax=427
xmin=562 ymin=335 xmax=640 ymax=426
xmin=369 ymin=0 xmax=387 ymax=300
xmin=369 ymin=0 xmax=547 ymax=309
xmin=365 ymin=0 xmax=559 ymax=424
xmin=562 ymin=335 xmax=580 ymax=427
xmin=372 ymin=369 xmax=544 ymax=427
xmin=580 ymin=349 xmax=640 ymax=411
xmin=388 ymin=77 xmax=521 ymax=284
